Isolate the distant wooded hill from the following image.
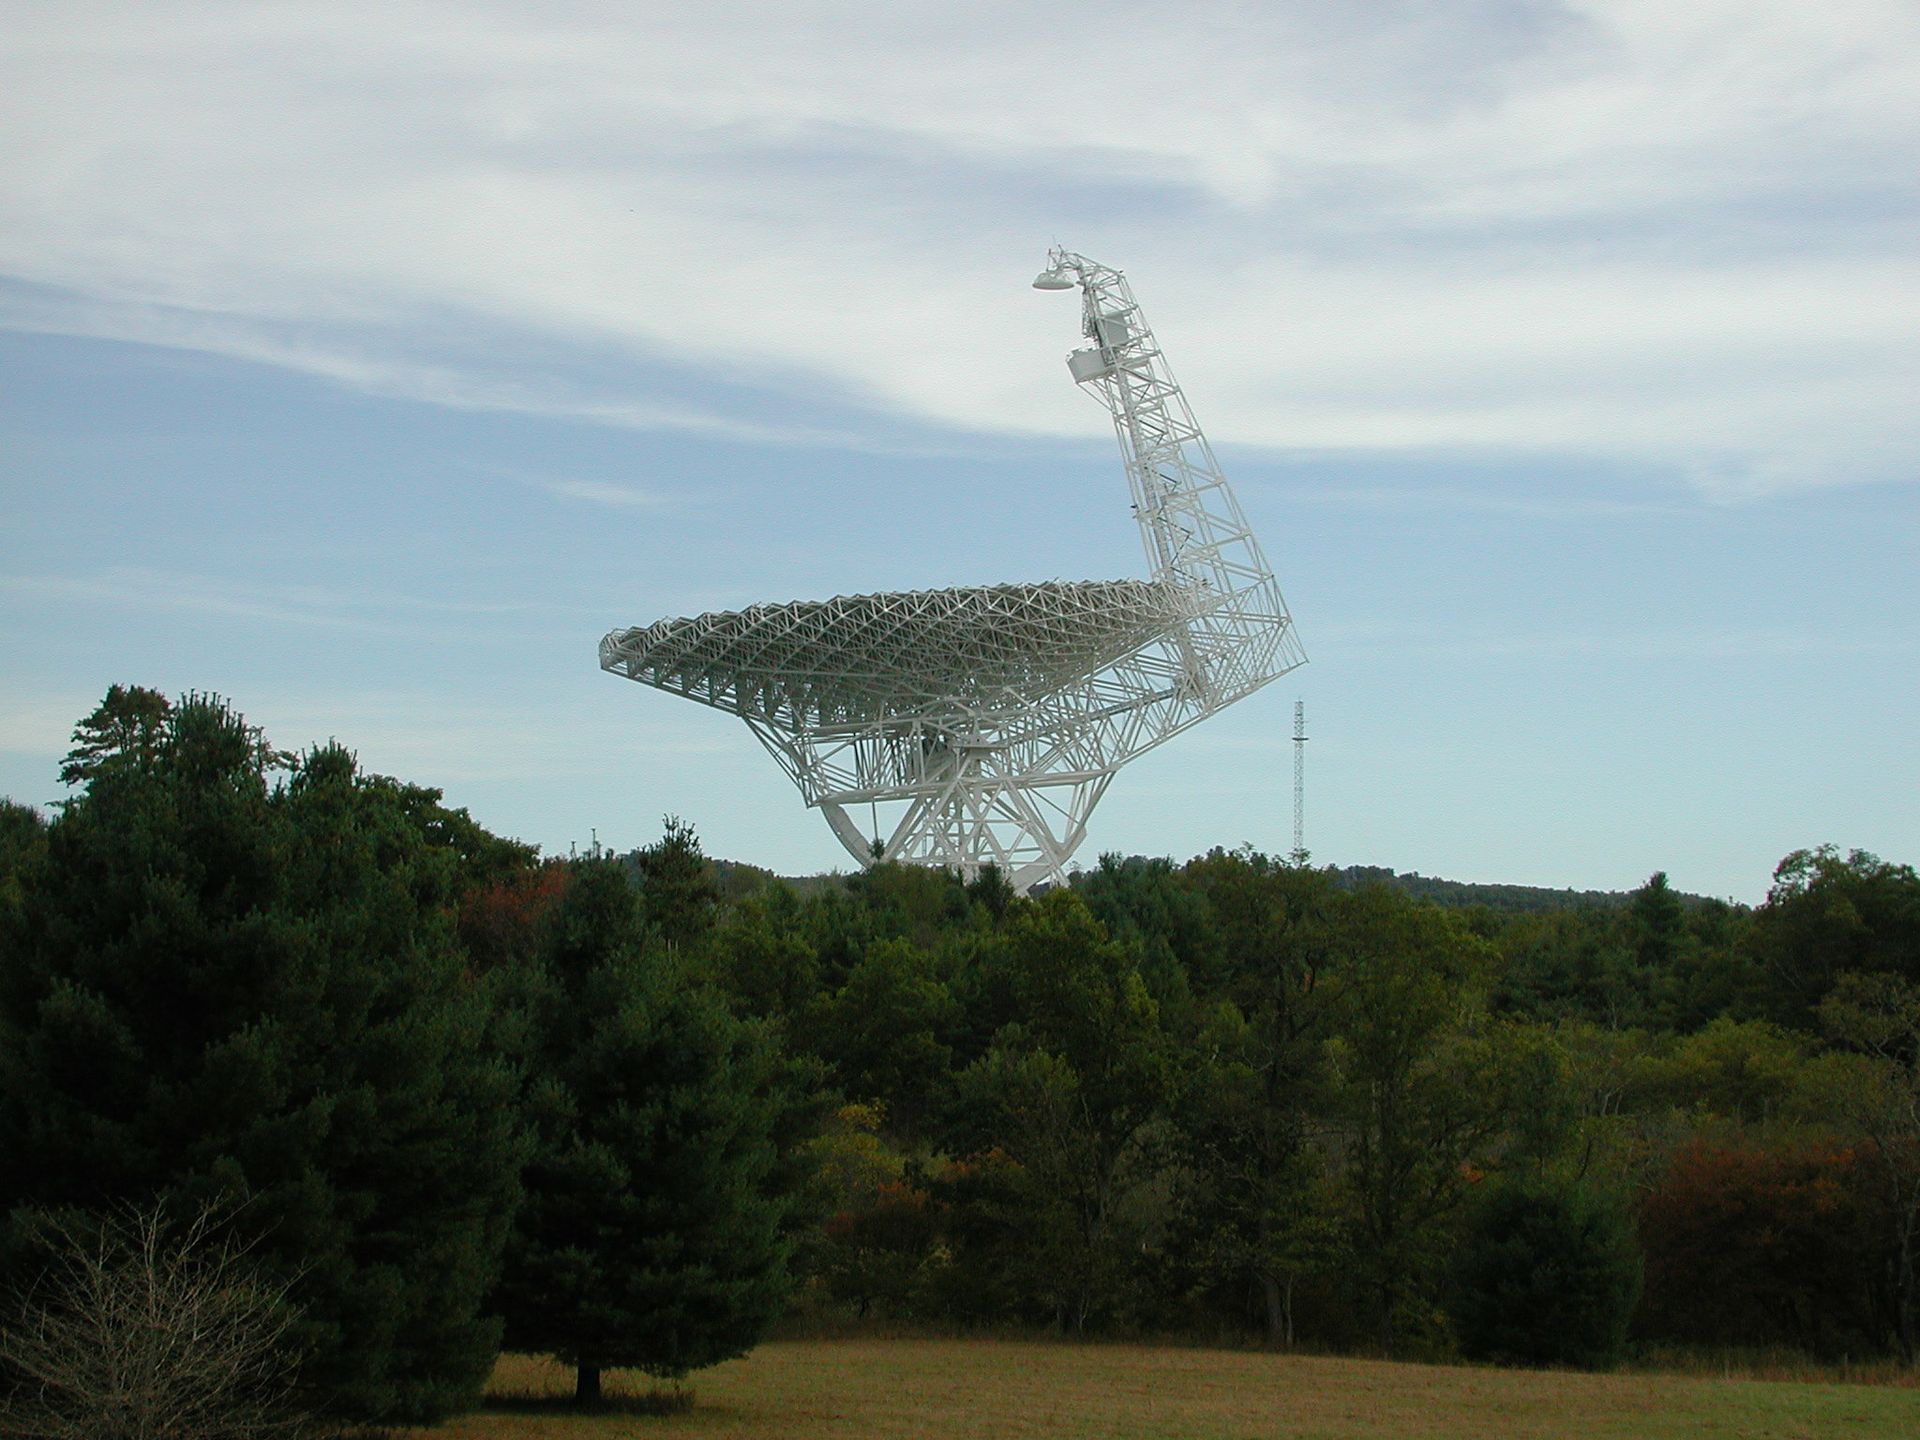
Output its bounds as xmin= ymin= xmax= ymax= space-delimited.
xmin=707 ymin=854 xmax=1721 ymax=914
xmin=1323 ymin=865 xmax=1721 ymax=913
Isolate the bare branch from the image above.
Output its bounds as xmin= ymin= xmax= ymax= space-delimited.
xmin=0 ymin=1201 xmax=315 ymax=1440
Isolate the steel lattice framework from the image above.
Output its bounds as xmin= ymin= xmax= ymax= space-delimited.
xmin=601 ymin=248 xmax=1306 ymax=891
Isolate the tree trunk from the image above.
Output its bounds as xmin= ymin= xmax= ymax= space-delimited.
xmin=575 ymin=1362 xmax=602 ymax=1407
xmin=1261 ymin=1274 xmax=1285 ymax=1347
xmin=1892 ymin=1166 xmax=1917 ymax=1368
xmin=1896 ymin=1271 xmax=1915 ymax=1368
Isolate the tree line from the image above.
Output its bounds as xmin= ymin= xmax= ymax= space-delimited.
xmin=2 ymin=687 xmax=1917 ymax=1429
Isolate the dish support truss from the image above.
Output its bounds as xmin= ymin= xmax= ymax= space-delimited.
xmin=600 ymin=249 xmax=1304 ymax=892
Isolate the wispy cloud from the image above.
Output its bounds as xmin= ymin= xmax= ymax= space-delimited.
xmin=0 ymin=284 xmax=893 ymax=450
xmin=2 ymin=2 xmax=1915 ymax=494
xmin=0 ymin=568 xmax=594 ymax=634
xmin=541 ymin=479 xmax=671 ymax=509
xmin=1315 ymin=620 xmax=1915 ymax=663
xmin=1265 ymin=480 xmax=1698 ymax=522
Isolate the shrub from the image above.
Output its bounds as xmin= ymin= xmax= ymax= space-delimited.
xmin=1449 ymin=1176 xmax=1642 ymax=1369
xmin=0 ymin=1202 xmax=308 ymax=1440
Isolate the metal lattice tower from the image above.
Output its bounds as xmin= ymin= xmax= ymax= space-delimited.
xmin=1291 ymin=699 xmax=1308 ymax=866
xmin=601 ymin=248 xmax=1307 ymax=892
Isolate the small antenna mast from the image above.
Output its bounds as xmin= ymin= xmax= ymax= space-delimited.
xmin=1291 ymin=699 xmax=1308 ymax=866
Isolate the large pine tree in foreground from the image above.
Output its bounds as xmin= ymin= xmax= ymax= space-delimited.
xmin=494 ymin=856 xmax=795 ymax=1404
xmin=0 ymin=691 xmax=527 ymax=1423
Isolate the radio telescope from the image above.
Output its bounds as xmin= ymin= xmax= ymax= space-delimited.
xmin=601 ymin=248 xmax=1306 ymax=892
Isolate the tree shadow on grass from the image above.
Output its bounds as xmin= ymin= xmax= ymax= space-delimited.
xmin=484 ymin=1385 xmax=695 ymax=1417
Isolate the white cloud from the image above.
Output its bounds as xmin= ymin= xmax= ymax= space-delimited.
xmin=0 ymin=568 xmax=587 ymax=633
xmin=1272 ymin=481 xmax=1696 ymax=522
xmin=542 ymin=480 xmax=669 ymax=509
xmin=2 ymin=0 xmax=1915 ymax=495
xmin=1309 ymin=617 xmax=1915 ymax=663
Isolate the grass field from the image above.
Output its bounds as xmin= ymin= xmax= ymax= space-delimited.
xmin=403 ymin=1339 xmax=1920 ymax=1440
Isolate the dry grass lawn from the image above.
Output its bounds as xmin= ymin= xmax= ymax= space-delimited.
xmin=401 ymin=1339 xmax=1920 ymax=1440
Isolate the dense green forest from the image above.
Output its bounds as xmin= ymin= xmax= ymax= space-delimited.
xmin=3 ymin=688 xmax=1918 ymax=1428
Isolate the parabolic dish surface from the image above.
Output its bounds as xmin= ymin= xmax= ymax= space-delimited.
xmin=599 ymin=578 xmax=1194 ymax=730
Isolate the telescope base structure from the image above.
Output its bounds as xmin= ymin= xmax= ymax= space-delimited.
xmin=815 ymin=773 xmax=1111 ymax=895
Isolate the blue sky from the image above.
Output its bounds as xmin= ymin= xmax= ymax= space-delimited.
xmin=3 ymin=1 xmax=1916 ymax=902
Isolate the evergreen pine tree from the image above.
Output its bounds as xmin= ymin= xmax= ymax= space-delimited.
xmin=56 ymin=683 xmax=174 ymax=787
xmin=495 ymin=857 xmax=794 ymax=1404
xmin=0 ymin=694 xmax=526 ymax=1424
xmin=1448 ymin=1175 xmax=1643 ymax=1369
xmin=635 ymin=815 xmax=720 ymax=955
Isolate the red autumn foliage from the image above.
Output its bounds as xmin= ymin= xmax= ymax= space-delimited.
xmin=1637 ymin=1140 xmax=1893 ymax=1355
xmin=821 ymin=1181 xmax=940 ymax=1318
xmin=458 ymin=862 xmax=571 ymax=973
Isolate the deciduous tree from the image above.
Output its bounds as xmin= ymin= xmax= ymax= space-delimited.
xmin=1324 ymin=887 xmax=1509 ymax=1355
xmin=1637 ymin=1140 xmax=1887 ymax=1356
xmin=956 ymin=891 xmax=1175 ymax=1331
xmin=814 ymin=937 xmax=957 ymax=1137
xmin=1811 ymin=972 xmax=1920 ymax=1363
xmin=1748 ymin=847 xmax=1920 ymax=1029
xmin=1169 ymin=854 xmax=1340 ymax=1344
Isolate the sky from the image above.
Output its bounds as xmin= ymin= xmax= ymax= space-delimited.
xmin=3 ymin=0 xmax=1916 ymax=903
